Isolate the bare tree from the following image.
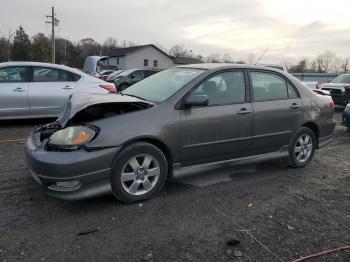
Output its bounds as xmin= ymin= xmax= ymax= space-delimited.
xmin=342 ymin=57 xmax=349 ymax=73
xmin=206 ymin=54 xmax=221 ymax=63
xmin=169 ymin=45 xmax=192 ymax=57
xmin=314 ymin=50 xmax=336 ymax=73
xmin=222 ymin=53 xmax=233 ymax=63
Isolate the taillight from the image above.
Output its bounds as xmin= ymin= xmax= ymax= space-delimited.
xmin=329 ymin=101 xmax=335 ymax=110
xmin=99 ymin=84 xmax=117 ymax=93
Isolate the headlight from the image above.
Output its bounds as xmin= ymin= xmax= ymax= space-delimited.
xmin=346 ymin=104 xmax=350 ymax=110
xmin=48 ymin=126 xmax=95 ymax=146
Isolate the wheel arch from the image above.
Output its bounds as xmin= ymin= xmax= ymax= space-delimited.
xmin=302 ymin=122 xmax=320 ymax=148
xmin=120 ymin=137 xmax=174 ymax=172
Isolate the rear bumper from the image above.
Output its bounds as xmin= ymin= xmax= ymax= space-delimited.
xmin=25 ymin=135 xmax=121 ymax=200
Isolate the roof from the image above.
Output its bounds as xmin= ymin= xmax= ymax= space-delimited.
xmin=0 ymin=61 xmax=83 ymax=75
xmin=172 ymin=56 xmax=203 ymax=65
xmin=176 ymin=63 xmax=291 ymax=74
xmin=106 ymin=44 xmax=171 ymax=59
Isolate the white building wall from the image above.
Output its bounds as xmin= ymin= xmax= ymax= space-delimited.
xmin=106 ymin=56 xmax=126 ymax=70
xmin=124 ymin=46 xmax=175 ymax=70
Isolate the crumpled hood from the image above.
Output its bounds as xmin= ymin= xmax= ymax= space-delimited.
xmin=59 ymin=92 xmax=153 ymax=126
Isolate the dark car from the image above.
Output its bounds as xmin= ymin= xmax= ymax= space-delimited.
xmin=25 ymin=64 xmax=336 ymax=203
xmin=320 ymin=74 xmax=350 ymax=106
xmin=111 ymin=69 xmax=159 ymax=91
xmin=342 ymin=103 xmax=350 ymax=129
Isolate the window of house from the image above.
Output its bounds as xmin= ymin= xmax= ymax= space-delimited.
xmin=251 ymin=72 xmax=288 ymax=101
xmin=144 ymin=59 xmax=148 ymax=67
xmin=191 ymin=71 xmax=246 ymax=106
xmin=153 ymin=60 xmax=158 ymax=68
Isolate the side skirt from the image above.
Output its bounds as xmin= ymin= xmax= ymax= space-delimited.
xmin=171 ymin=147 xmax=289 ymax=179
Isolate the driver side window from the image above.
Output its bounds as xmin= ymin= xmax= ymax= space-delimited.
xmin=192 ymin=71 xmax=246 ymax=106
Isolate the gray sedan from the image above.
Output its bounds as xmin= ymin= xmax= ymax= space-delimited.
xmin=25 ymin=64 xmax=336 ymax=203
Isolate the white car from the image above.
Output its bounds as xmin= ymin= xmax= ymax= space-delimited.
xmin=258 ymin=64 xmax=288 ymax=72
xmin=0 ymin=62 xmax=116 ymax=120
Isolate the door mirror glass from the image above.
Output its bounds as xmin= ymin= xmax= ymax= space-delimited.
xmin=185 ymin=94 xmax=209 ymax=107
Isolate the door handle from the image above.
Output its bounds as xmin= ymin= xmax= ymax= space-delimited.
xmin=62 ymin=86 xmax=74 ymax=90
xmin=290 ymin=103 xmax=301 ymax=110
xmin=12 ymin=87 xmax=26 ymax=92
xmin=237 ymin=108 xmax=252 ymax=115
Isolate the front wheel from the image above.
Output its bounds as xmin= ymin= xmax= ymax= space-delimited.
xmin=288 ymin=127 xmax=316 ymax=168
xmin=111 ymin=142 xmax=168 ymax=203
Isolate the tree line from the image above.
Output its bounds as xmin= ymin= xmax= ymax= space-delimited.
xmin=0 ymin=26 xmax=349 ymax=73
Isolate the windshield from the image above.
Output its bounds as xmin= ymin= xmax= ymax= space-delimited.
xmin=331 ymin=74 xmax=350 ymax=83
xmin=122 ymin=68 xmax=205 ymax=103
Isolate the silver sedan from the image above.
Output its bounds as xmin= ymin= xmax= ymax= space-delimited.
xmin=0 ymin=62 xmax=116 ymax=120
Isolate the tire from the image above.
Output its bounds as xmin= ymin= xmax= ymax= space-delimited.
xmin=111 ymin=142 xmax=168 ymax=203
xmin=118 ymin=83 xmax=129 ymax=91
xmin=288 ymin=127 xmax=316 ymax=168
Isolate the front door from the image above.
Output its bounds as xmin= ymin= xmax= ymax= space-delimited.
xmin=180 ymin=70 xmax=253 ymax=166
xmin=0 ymin=66 xmax=29 ymax=118
xmin=28 ymin=66 xmax=77 ymax=116
xmin=249 ymin=70 xmax=304 ymax=154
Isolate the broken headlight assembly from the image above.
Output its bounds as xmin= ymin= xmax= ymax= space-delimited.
xmin=47 ymin=126 xmax=97 ymax=151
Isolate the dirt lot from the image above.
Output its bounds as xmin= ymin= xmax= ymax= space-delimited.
xmin=0 ymin=111 xmax=349 ymax=262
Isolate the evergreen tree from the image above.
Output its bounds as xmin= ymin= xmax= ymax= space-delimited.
xmin=11 ymin=26 xmax=32 ymax=61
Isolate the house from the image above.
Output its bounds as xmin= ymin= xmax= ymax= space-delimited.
xmin=83 ymin=44 xmax=202 ymax=73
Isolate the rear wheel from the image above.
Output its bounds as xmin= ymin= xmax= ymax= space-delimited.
xmin=111 ymin=142 xmax=168 ymax=203
xmin=288 ymin=127 xmax=316 ymax=168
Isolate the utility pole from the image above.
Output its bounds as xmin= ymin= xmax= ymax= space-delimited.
xmin=46 ymin=6 xmax=59 ymax=63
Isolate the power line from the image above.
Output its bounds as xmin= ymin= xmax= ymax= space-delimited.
xmin=45 ymin=6 xmax=59 ymax=63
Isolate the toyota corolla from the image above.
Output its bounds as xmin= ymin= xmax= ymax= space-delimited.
xmin=25 ymin=64 xmax=336 ymax=203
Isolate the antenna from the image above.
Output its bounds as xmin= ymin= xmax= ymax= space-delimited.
xmin=255 ymin=49 xmax=268 ymax=65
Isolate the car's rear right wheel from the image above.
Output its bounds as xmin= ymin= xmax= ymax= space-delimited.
xmin=288 ymin=127 xmax=316 ymax=168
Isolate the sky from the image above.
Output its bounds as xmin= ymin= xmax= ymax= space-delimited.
xmin=1 ymin=0 xmax=350 ymax=64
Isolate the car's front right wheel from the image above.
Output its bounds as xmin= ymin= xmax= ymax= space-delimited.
xmin=111 ymin=142 xmax=168 ymax=203
xmin=288 ymin=127 xmax=316 ymax=168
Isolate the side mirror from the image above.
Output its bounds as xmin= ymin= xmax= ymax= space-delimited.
xmin=130 ymin=74 xmax=135 ymax=79
xmin=184 ymin=94 xmax=209 ymax=107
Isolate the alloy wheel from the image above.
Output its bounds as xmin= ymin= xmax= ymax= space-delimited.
xmin=121 ymin=154 xmax=160 ymax=196
xmin=294 ymin=134 xmax=313 ymax=163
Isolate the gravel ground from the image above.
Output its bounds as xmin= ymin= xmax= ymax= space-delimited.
xmin=0 ymin=111 xmax=349 ymax=262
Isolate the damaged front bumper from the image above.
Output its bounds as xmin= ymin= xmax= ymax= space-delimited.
xmin=25 ymin=131 xmax=121 ymax=200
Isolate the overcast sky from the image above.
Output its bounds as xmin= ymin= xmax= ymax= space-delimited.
xmin=1 ymin=0 xmax=349 ymax=63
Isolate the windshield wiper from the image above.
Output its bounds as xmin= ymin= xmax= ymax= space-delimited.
xmin=120 ymin=92 xmax=148 ymax=101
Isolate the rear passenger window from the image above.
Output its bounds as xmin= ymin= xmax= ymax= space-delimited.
xmin=33 ymin=67 xmax=72 ymax=82
xmin=251 ymin=72 xmax=288 ymax=101
xmin=192 ymin=71 xmax=246 ymax=106
xmin=287 ymin=83 xmax=299 ymax=98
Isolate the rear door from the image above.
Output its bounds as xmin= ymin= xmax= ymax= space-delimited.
xmin=0 ymin=66 xmax=29 ymax=118
xmin=28 ymin=66 xmax=77 ymax=116
xmin=180 ymin=70 xmax=253 ymax=166
xmin=249 ymin=70 xmax=303 ymax=154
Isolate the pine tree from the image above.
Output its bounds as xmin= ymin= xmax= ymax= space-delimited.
xmin=11 ymin=26 xmax=32 ymax=61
